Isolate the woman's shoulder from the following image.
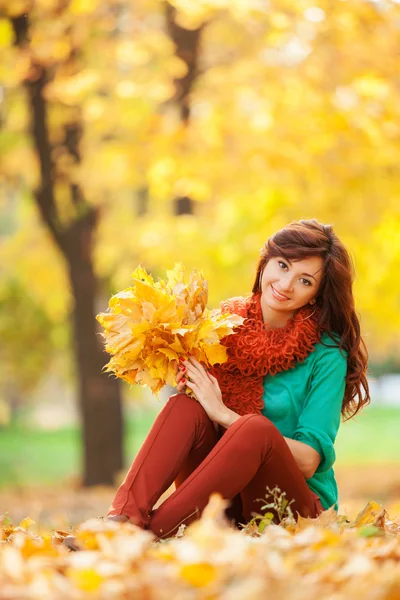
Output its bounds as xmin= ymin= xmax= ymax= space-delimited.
xmin=312 ymin=331 xmax=348 ymax=365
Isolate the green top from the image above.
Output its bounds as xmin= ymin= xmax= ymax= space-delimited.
xmin=261 ymin=332 xmax=347 ymax=511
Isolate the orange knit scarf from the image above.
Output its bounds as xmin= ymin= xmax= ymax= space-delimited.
xmin=210 ymin=293 xmax=321 ymax=416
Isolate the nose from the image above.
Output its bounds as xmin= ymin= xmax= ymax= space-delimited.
xmin=279 ymin=273 xmax=295 ymax=293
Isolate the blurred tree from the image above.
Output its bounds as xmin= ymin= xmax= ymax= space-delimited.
xmin=166 ymin=2 xmax=205 ymax=217
xmin=0 ymin=279 xmax=56 ymax=420
xmin=2 ymin=7 xmax=123 ymax=485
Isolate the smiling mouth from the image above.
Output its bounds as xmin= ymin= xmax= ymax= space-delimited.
xmin=271 ymin=285 xmax=289 ymax=301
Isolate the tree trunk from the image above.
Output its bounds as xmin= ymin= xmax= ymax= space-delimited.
xmin=165 ymin=3 xmax=204 ymax=124
xmin=11 ymin=13 xmax=123 ymax=486
xmin=66 ymin=220 xmax=123 ymax=486
xmin=166 ymin=3 xmax=206 ymax=216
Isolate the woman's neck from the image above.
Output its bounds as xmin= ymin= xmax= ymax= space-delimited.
xmin=260 ymin=296 xmax=294 ymax=329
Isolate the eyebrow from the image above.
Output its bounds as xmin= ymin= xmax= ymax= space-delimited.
xmin=302 ymin=272 xmax=318 ymax=281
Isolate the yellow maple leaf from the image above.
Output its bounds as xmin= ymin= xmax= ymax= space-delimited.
xmin=191 ymin=347 xmax=208 ymax=365
xmin=118 ymin=369 xmax=138 ymax=385
xmin=131 ymin=278 xmax=165 ymax=307
xmin=351 ymin=501 xmax=387 ymax=529
xmin=195 ymin=319 xmax=216 ymax=341
xmin=19 ymin=517 xmax=35 ymax=530
xmin=109 ymin=292 xmax=143 ymax=320
xmin=312 ymin=530 xmax=342 ymax=551
xmin=203 ymin=343 xmax=228 ymax=365
xmin=166 ymin=262 xmax=185 ymax=290
xmin=169 ymin=336 xmax=187 ymax=355
xmin=131 ymin=265 xmax=154 ymax=286
xmin=180 ymin=562 xmax=217 ymax=588
xmin=158 ymin=347 xmax=179 ymax=361
xmin=135 ymin=369 xmax=163 ymax=394
xmin=154 ymin=298 xmax=181 ymax=323
xmin=67 ymin=568 xmax=103 ymax=592
xmin=145 ymin=351 xmax=168 ymax=375
xmin=20 ymin=536 xmax=58 ymax=558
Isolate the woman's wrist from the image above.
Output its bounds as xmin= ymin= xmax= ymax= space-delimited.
xmin=214 ymin=407 xmax=241 ymax=428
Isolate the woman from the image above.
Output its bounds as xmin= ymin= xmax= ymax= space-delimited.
xmin=107 ymin=219 xmax=370 ymax=538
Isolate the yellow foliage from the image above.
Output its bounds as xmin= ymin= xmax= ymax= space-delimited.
xmin=97 ymin=264 xmax=243 ymax=394
xmin=44 ymin=70 xmax=100 ymax=105
xmin=0 ymin=496 xmax=399 ymax=598
xmin=0 ymin=18 xmax=13 ymax=48
xmin=0 ymin=0 xmax=30 ymax=17
xmin=69 ymin=0 xmax=99 ymax=15
xmin=2 ymin=0 xmax=400 ymax=368
xmin=19 ymin=517 xmax=35 ymax=530
xmin=351 ymin=501 xmax=387 ymax=530
xmin=66 ymin=568 xmax=103 ymax=591
xmin=180 ymin=562 xmax=217 ymax=587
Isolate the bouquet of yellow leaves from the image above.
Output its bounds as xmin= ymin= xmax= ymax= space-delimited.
xmin=96 ymin=264 xmax=243 ymax=395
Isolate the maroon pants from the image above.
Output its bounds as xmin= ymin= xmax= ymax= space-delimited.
xmin=108 ymin=393 xmax=323 ymax=538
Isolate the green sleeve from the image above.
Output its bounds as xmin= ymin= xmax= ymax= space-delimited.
xmin=293 ymin=345 xmax=347 ymax=473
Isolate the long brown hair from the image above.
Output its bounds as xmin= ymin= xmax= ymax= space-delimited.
xmin=252 ymin=219 xmax=370 ymax=420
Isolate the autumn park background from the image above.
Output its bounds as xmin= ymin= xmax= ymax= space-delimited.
xmin=1 ymin=0 xmax=400 ymax=531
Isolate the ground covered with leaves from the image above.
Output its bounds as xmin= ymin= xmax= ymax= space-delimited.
xmin=1 ymin=493 xmax=399 ymax=600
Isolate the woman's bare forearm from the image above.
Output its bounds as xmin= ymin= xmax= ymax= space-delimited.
xmin=214 ymin=407 xmax=241 ymax=429
xmin=283 ymin=437 xmax=321 ymax=479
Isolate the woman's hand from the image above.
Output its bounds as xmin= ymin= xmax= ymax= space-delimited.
xmin=177 ymin=357 xmax=240 ymax=428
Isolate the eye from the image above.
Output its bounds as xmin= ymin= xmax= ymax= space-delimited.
xmin=300 ymin=278 xmax=312 ymax=286
xmin=278 ymin=261 xmax=288 ymax=270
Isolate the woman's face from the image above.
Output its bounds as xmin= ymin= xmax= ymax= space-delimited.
xmin=260 ymin=255 xmax=324 ymax=313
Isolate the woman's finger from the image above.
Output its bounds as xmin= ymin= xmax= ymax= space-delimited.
xmin=176 ymin=380 xmax=186 ymax=392
xmin=176 ymin=369 xmax=186 ymax=383
xmin=184 ymin=379 xmax=200 ymax=399
xmin=184 ymin=363 xmax=200 ymax=380
xmin=185 ymin=371 xmax=211 ymax=395
xmin=208 ymin=373 xmax=221 ymax=390
xmin=189 ymin=356 xmax=208 ymax=374
xmin=185 ymin=359 xmax=209 ymax=384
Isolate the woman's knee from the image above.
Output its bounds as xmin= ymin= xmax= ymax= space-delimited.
xmin=168 ymin=392 xmax=210 ymax=421
xmin=237 ymin=414 xmax=281 ymax=440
